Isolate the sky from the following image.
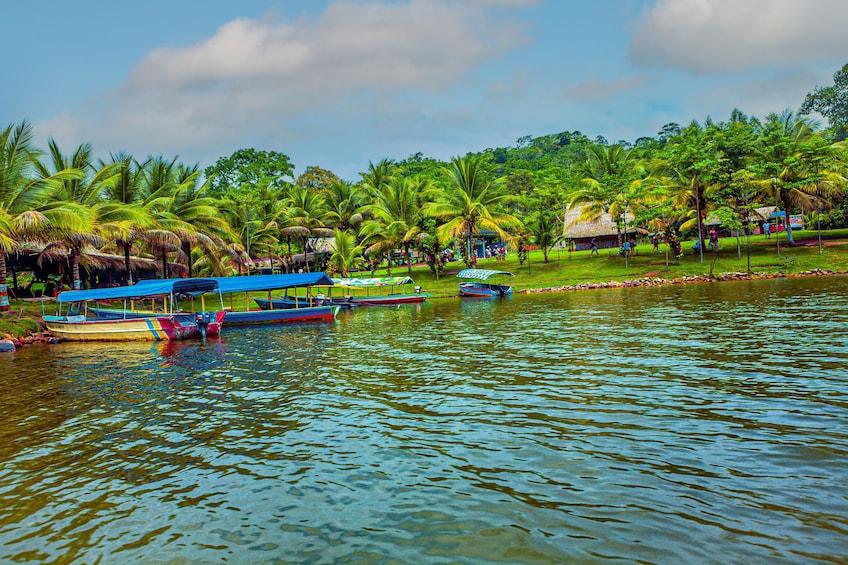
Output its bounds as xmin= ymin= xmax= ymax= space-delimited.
xmin=2 ymin=0 xmax=847 ymax=182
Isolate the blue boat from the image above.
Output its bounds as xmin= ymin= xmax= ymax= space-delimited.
xmin=457 ymin=269 xmax=514 ymax=298
xmin=209 ymin=273 xmax=340 ymax=325
xmin=46 ymin=278 xmax=226 ymax=341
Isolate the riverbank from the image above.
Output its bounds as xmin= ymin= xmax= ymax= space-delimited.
xmin=4 ymin=229 xmax=846 ymax=347
xmin=521 ymin=267 xmax=846 ymax=294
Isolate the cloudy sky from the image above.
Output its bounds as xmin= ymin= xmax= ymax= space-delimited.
xmin=2 ymin=0 xmax=846 ymax=181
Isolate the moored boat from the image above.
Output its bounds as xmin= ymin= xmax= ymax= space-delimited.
xmin=330 ymin=276 xmax=429 ymax=306
xmin=211 ymin=273 xmax=339 ymax=325
xmin=45 ymin=279 xmax=226 ymax=341
xmin=457 ymin=269 xmax=514 ymax=298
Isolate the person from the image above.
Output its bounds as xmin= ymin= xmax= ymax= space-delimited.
xmin=620 ymin=240 xmax=630 ymax=256
xmin=590 ymin=237 xmax=599 ymax=256
xmin=629 ymin=237 xmax=637 ymax=256
xmin=708 ymin=228 xmax=719 ymax=250
xmin=762 ymin=221 xmax=770 ymax=238
xmin=651 ymin=234 xmax=660 ymax=253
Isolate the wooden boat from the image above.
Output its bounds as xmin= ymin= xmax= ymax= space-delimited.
xmin=44 ymin=279 xmax=226 ymax=342
xmin=211 ymin=273 xmax=340 ymax=325
xmin=457 ymin=269 xmax=514 ymax=298
xmin=330 ymin=276 xmax=429 ymax=306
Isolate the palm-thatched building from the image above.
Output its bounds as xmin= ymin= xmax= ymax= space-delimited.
xmin=4 ymin=247 xmax=187 ymax=298
xmin=563 ymin=208 xmax=637 ymax=251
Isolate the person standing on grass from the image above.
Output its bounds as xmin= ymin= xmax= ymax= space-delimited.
xmin=763 ymin=221 xmax=770 ymax=238
xmin=590 ymin=237 xmax=599 ymax=256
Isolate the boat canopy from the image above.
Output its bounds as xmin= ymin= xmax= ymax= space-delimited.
xmin=56 ymin=278 xmax=219 ymax=303
xmin=457 ymin=269 xmax=514 ymax=280
xmin=332 ymin=276 xmax=414 ymax=287
xmin=210 ymin=273 xmax=333 ymax=293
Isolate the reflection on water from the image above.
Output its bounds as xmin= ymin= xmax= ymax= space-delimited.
xmin=1 ymin=276 xmax=847 ymax=563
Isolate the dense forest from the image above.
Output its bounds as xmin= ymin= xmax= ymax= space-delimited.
xmin=2 ymin=64 xmax=847 ymax=309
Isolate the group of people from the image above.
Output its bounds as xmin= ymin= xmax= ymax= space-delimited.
xmin=693 ymin=228 xmax=721 ymax=252
xmin=486 ymin=246 xmax=507 ymax=261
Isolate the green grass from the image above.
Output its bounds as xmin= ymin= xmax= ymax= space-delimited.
xmin=362 ymin=229 xmax=848 ymax=296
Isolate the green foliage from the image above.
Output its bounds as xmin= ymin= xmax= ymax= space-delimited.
xmin=800 ymin=63 xmax=848 ymax=140
xmin=296 ymin=166 xmax=339 ymax=193
xmin=204 ymin=148 xmax=294 ymax=196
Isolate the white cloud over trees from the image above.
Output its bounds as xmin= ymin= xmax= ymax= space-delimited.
xmin=630 ymin=0 xmax=848 ymax=73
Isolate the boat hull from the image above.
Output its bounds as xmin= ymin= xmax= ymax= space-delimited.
xmin=348 ymin=294 xmax=429 ymax=306
xmin=45 ymin=311 xmax=225 ymax=342
xmin=225 ymin=305 xmax=339 ymax=325
xmin=254 ymin=296 xmax=354 ymax=310
xmin=459 ymin=282 xmax=513 ymax=298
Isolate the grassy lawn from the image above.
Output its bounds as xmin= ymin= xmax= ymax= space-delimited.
xmin=364 ymin=229 xmax=848 ymax=297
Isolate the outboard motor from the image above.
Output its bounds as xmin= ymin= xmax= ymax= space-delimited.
xmin=195 ymin=311 xmax=213 ymax=339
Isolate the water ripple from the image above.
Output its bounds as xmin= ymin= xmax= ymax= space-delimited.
xmin=0 ymin=276 xmax=847 ymax=563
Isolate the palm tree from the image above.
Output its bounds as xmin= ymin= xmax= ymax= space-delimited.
xmin=281 ymin=187 xmax=329 ymax=272
xmin=754 ymin=110 xmax=834 ymax=245
xmin=569 ymin=144 xmax=639 ymax=246
xmin=328 ymin=228 xmax=363 ymax=277
xmin=425 ymin=155 xmax=521 ymax=267
xmin=359 ymin=177 xmax=426 ymax=276
xmin=98 ymin=153 xmax=153 ymax=282
xmin=159 ymin=166 xmax=232 ymax=277
xmin=322 ymin=180 xmax=364 ymax=232
xmin=359 ymin=159 xmax=394 ymax=197
xmin=0 ymin=122 xmax=85 ymax=306
xmin=528 ymin=213 xmax=561 ymax=263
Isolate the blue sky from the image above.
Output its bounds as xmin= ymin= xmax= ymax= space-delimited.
xmin=2 ymin=0 xmax=846 ymax=181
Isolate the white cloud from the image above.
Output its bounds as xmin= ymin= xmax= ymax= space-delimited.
xmin=39 ymin=0 xmax=530 ymax=173
xmin=630 ymin=0 xmax=848 ymax=73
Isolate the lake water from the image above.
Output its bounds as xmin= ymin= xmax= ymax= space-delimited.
xmin=1 ymin=275 xmax=847 ymax=564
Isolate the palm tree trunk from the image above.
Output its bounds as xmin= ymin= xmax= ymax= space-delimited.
xmin=182 ymin=241 xmax=193 ymax=277
xmin=161 ymin=248 xmax=169 ymax=279
xmin=302 ymin=237 xmax=310 ymax=272
xmin=404 ymin=242 xmax=413 ymax=277
xmin=123 ymin=242 xmax=133 ymax=285
xmin=782 ymin=193 xmax=795 ymax=245
xmin=0 ymin=253 xmax=9 ymax=311
xmin=71 ymin=249 xmax=82 ymax=290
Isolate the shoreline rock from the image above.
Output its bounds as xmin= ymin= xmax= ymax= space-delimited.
xmin=518 ymin=268 xmax=844 ymax=295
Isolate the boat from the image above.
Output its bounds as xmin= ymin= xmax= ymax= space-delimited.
xmin=253 ymin=276 xmax=429 ymax=308
xmin=332 ymin=276 xmax=429 ymax=306
xmin=211 ymin=273 xmax=340 ymax=325
xmin=44 ymin=278 xmax=226 ymax=342
xmin=457 ymin=269 xmax=514 ymax=298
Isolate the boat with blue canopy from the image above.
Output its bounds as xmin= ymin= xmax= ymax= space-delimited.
xmin=210 ymin=273 xmax=340 ymax=325
xmin=457 ymin=269 xmax=514 ymax=298
xmin=331 ymin=276 xmax=429 ymax=306
xmin=45 ymin=278 xmax=226 ymax=341
xmin=256 ymin=275 xmax=429 ymax=308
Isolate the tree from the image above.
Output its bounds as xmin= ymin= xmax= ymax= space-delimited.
xmin=281 ymin=187 xmax=329 ymax=272
xmin=754 ymin=110 xmax=832 ymax=246
xmin=204 ymin=148 xmax=294 ymax=196
xmin=328 ymin=228 xmax=362 ymax=277
xmin=569 ymin=144 xmax=640 ymax=248
xmin=158 ymin=167 xmax=232 ymax=278
xmin=322 ymin=181 xmax=364 ymax=232
xmin=0 ymin=122 xmax=85 ymax=305
xmin=800 ymin=63 xmax=848 ymax=141
xmin=659 ymin=122 xmax=724 ymax=262
xmin=296 ymin=166 xmax=339 ymax=193
xmin=528 ymin=212 xmax=561 ymax=263
xmin=359 ymin=177 xmax=427 ymax=276
xmin=425 ymin=155 xmax=521 ymax=267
